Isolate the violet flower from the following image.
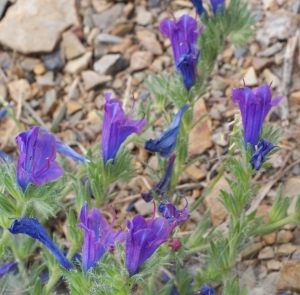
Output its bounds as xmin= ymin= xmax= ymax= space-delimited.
xmin=160 ymin=15 xmax=203 ymax=90
xmin=210 ymin=0 xmax=225 ymax=14
xmin=144 ymin=104 xmax=188 ymax=158
xmin=232 ymin=83 xmax=283 ymax=149
xmin=102 ymin=93 xmax=147 ymax=164
xmin=158 ymin=198 xmax=190 ymax=231
xmin=125 ymin=203 xmax=171 ymax=276
xmin=190 ymin=0 xmax=206 ymax=16
xmin=0 ymin=261 xmax=18 ymax=278
xmin=16 ymin=126 xmax=64 ymax=191
xmin=142 ymin=154 xmax=176 ymax=202
xmin=77 ymin=202 xmax=127 ymax=274
xmin=8 ymin=217 xmax=73 ymax=270
xmin=199 ymin=285 xmax=215 ymax=295
xmin=40 ymin=128 xmax=87 ymax=163
xmin=250 ymin=139 xmax=280 ymax=171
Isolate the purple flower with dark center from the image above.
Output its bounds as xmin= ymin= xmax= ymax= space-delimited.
xmin=8 ymin=217 xmax=73 ymax=270
xmin=158 ymin=198 xmax=190 ymax=231
xmin=190 ymin=0 xmax=206 ymax=16
xmin=77 ymin=202 xmax=127 ymax=274
xmin=40 ymin=128 xmax=87 ymax=163
xmin=125 ymin=203 xmax=171 ymax=276
xmin=199 ymin=284 xmax=215 ymax=295
xmin=16 ymin=126 xmax=64 ymax=191
xmin=141 ymin=154 xmax=176 ymax=202
xmin=160 ymin=14 xmax=203 ymax=90
xmin=102 ymin=93 xmax=147 ymax=164
xmin=144 ymin=105 xmax=188 ymax=158
xmin=250 ymin=139 xmax=280 ymax=171
xmin=210 ymin=0 xmax=225 ymax=14
xmin=232 ymin=83 xmax=283 ymax=149
xmin=0 ymin=261 xmax=18 ymax=278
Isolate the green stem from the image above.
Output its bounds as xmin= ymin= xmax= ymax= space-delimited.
xmin=10 ymin=241 xmax=28 ymax=284
xmin=0 ymin=229 xmax=10 ymax=254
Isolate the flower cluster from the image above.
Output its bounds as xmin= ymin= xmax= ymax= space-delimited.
xmin=191 ymin=0 xmax=225 ymax=16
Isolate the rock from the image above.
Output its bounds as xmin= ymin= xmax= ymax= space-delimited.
xmin=33 ymin=63 xmax=46 ymax=75
xmin=130 ymin=51 xmax=153 ymax=71
xmin=277 ymin=260 xmax=300 ymax=292
xmin=203 ymin=176 xmax=229 ymax=226
xmin=256 ymin=10 xmax=300 ymax=47
xmin=0 ymin=83 xmax=7 ymax=99
xmin=185 ymin=164 xmax=205 ymax=181
xmin=234 ymin=47 xmax=248 ymax=59
xmin=257 ymin=42 xmax=283 ymax=57
xmin=261 ymin=272 xmax=280 ymax=295
xmin=258 ymin=246 xmax=274 ymax=259
xmin=98 ymin=33 xmax=123 ymax=44
xmin=63 ymin=31 xmax=86 ymax=60
xmin=0 ymin=0 xmax=79 ymax=54
xmin=283 ymin=178 xmax=300 ymax=215
xmin=239 ymin=266 xmax=256 ymax=290
xmin=42 ymin=50 xmax=64 ymax=71
xmin=262 ymin=69 xmax=280 ymax=88
xmin=109 ymin=38 xmax=133 ymax=54
xmin=212 ymin=132 xmax=228 ymax=146
xmin=8 ymin=79 xmax=31 ymax=102
xmin=134 ymin=199 xmax=154 ymax=216
xmin=262 ymin=232 xmax=276 ymax=245
xmin=149 ymin=0 xmax=160 ymax=7
xmin=36 ymin=71 xmax=54 ymax=86
xmin=0 ymin=0 xmax=8 ymax=19
xmin=93 ymin=54 xmax=121 ymax=75
xmin=42 ymin=89 xmax=57 ymax=116
xmin=244 ymin=67 xmax=258 ymax=86
xmin=241 ymin=242 xmax=263 ymax=259
xmin=87 ymin=110 xmax=101 ymax=124
xmin=65 ymin=52 xmax=92 ymax=74
xmin=277 ymin=243 xmax=297 ymax=256
xmin=276 ymin=230 xmax=293 ymax=244
xmin=136 ymin=30 xmax=163 ymax=55
xmin=222 ymin=47 xmax=234 ymax=63
xmin=291 ymin=91 xmax=300 ymax=106
xmin=136 ymin=6 xmax=152 ymax=26
xmin=211 ymin=76 xmax=228 ymax=91
xmin=67 ymin=101 xmax=82 ymax=115
xmin=263 ymin=0 xmax=276 ymax=10
xmin=252 ymin=57 xmax=271 ymax=71
xmin=267 ymin=259 xmax=281 ymax=271
xmin=110 ymin=23 xmax=134 ymax=36
xmin=20 ymin=57 xmax=40 ymax=72
xmin=189 ymin=102 xmax=212 ymax=155
xmin=92 ymin=4 xmax=125 ymax=30
xmin=81 ymin=71 xmax=112 ymax=91
xmin=0 ymin=51 xmax=10 ymax=69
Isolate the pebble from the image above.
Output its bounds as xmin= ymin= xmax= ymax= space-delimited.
xmin=262 ymin=69 xmax=280 ymax=88
xmin=93 ymin=54 xmax=121 ymax=75
xmin=42 ymin=89 xmax=57 ymax=116
xmin=222 ymin=47 xmax=233 ymax=63
xmin=36 ymin=71 xmax=54 ymax=86
xmin=276 ymin=230 xmax=293 ymax=244
xmin=98 ymin=33 xmax=123 ymax=44
xmin=212 ymin=132 xmax=228 ymax=146
xmin=257 ymin=42 xmax=283 ymax=57
xmin=110 ymin=23 xmax=134 ymax=36
xmin=211 ymin=76 xmax=228 ymax=91
xmin=130 ymin=51 xmax=153 ymax=71
xmin=67 ymin=100 xmax=83 ymax=115
xmin=81 ymin=70 xmax=112 ymax=91
xmin=185 ymin=164 xmax=205 ymax=181
xmin=42 ymin=50 xmax=64 ymax=71
xmin=290 ymin=91 xmax=300 ymax=105
xmin=33 ymin=63 xmax=46 ymax=75
xmin=65 ymin=52 xmax=92 ymax=74
xmin=244 ymin=67 xmax=258 ymax=86
xmin=241 ymin=242 xmax=263 ymax=259
xmin=136 ymin=6 xmax=152 ymax=26
xmin=63 ymin=31 xmax=86 ymax=60
xmin=134 ymin=198 xmax=154 ymax=216
xmin=109 ymin=38 xmax=133 ymax=54
xmin=277 ymin=260 xmax=300 ymax=292
xmin=0 ymin=83 xmax=6 ymax=99
xmin=258 ymin=246 xmax=274 ymax=259
xmin=234 ymin=47 xmax=248 ymax=59
xmin=7 ymin=79 xmax=31 ymax=101
xmin=252 ymin=57 xmax=271 ymax=71
xmin=266 ymin=259 xmax=281 ymax=271
xmin=262 ymin=232 xmax=276 ymax=245
xmin=87 ymin=110 xmax=101 ymax=124
xmin=0 ymin=0 xmax=78 ymax=54
xmin=0 ymin=0 xmax=8 ymax=19
xmin=136 ymin=30 xmax=163 ymax=55
xmin=277 ymin=243 xmax=297 ymax=256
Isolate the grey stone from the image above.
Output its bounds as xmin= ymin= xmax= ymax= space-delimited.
xmin=43 ymin=89 xmax=57 ymax=116
xmin=81 ymin=70 xmax=112 ymax=91
xmin=65 ymin=52 xmax=92 ymax=74
xmin=98 ymin=33 xmax=123 ymax=44
xmin=0 ymin=0 xmax=8 ymax=19
xmin=257 ymin=42 xmax=283 ymax=57
xmin=63 ymin=31 xmax=86 ymax=60
xmin=42 ymin=50 xmax=64 ymax=71
xmin=93 ymin=54 xmax=121 ymax=75
xmin=234 ymin=47 xmax=249 ymax=59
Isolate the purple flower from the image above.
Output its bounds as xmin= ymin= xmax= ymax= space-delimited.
xmin=125 ymin=204 xmax=171 ymax=276
xmin=16 ymin=127 xmax=64 ymax=191
xmin=210 ymin=0 xmax=225 ymax=14
xmin=77 ymin=202 xmax=127 ymax=274
xmin=144 ymin=105 xmax=188 ymax=158
xmin=40 ymin=129 xmax=87 ymax=163
xmin=158 ymin=198 xmax=190 ymax=231
xmin=141 ymin=154 xmax=176 ymax=202
xmin=199 ymin=284 xmax=215 ymax=295
xmin=102 ymin=93 xmax=147 ymax=164
xmin=190 ymin=0 xmax=206 ymax=16
xmin=250 ymin=139 xmax=280 ymax=171
xmin=8 ymin=217 xmax=73 ymax=270
xmin=232 ymin=83 xmax=283 ymax=149
xmin=160 ymin=15 xmax=203 ymax=91
xmin=0 ymin=261 xmax=18 ymax=278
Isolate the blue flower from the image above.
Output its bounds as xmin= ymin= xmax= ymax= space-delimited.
xmin=210 ymin=0 xmax=225 ymax=14
xmin=8 ymin=217 xmax=73 ymax=270
xmin=250 ymin=139 xmax=280 ymax=171
xmin=0 ymin=261 xmax=18 ymax=278
xmin=144 ymin=104 xmax=188 ymax=158
xmin=141 ymin=154 xmax=176 ymax=202
xmin=232 ymin=83 xmax=283 ymax=149
xmin=190 ymin=0 xmax=206 ymax=16
xmin=199 ymin=284 xmax=215 ymax=295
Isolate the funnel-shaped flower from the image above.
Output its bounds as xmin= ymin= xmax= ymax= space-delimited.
xmin=125 ymin=204 xmax=171 ymax=276
xmin=0 ymin=261 xmax=18 ymax=278
xmin=190 ymin=0 xmax=206 ymax=16
xmin=158 ymin=199 xmax=190 ymax=231
xmin=142 ymin=154 xmax=176 ymax=202
xmin=77 ymin=202 xmax=127 ymax=274
xmin=200 ymin=285 xmax=215 ymax=295
xmin=16 ymin=127 xmax=64 ymax=191
xmin=232 ymin=84 xmax=283 ymax=149
xmin=250 ymin=139 xmax=280 ymax=171
xmin=145 ymin=105 xmax=188 ymax=158
xmin=40 ymin=129 xmax=87 ymax=163
xmin=8 ymin=217 xmax=73 ymax=270
xmin=210 ymin=0 xmax=225 ymax=14
xmin=102 ymin=93 xmax=147 ymax=164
